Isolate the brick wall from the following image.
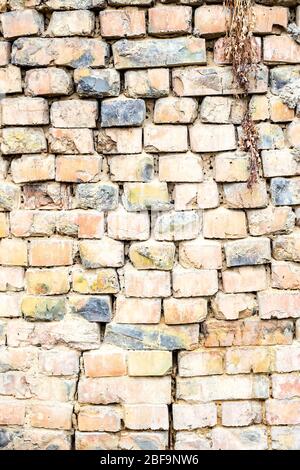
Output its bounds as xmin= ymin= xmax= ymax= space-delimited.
xmin=0 ymin=0 xmax=300 ymax=451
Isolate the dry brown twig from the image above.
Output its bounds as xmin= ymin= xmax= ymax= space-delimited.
xmin=224 ymin=0 xmax=260 ymax=187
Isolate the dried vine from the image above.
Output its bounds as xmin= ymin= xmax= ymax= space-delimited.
xmin=224 ymin=0 xmax=260 ymax=187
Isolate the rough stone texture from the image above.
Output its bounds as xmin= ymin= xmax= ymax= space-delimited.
xmin=0 ymin=0 xmax=299 ymax=452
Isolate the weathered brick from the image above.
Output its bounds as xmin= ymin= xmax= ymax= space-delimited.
xmin=56 ymin=155 xmax=101 ymax=183
xmin=0 ymin=213 xmax=8 ymax=238
xmin=154 ymin=211 xmax=201 ymax=241
xmin=29 ymin=239 xmax=73 ymax=267
xmin=215 ymin=151 xmax=250 ymax=182
xmin=224 ymin=180 xmax=268 ymax=208
xmin=11 ymin=155 xmax=55 ymax=184
xmin=148 ymin=6 xmax=192 ymax=36
xmin=0 ymin=267 xmax=24 ymax=292
xmin=128 ymin=351 xmax=172 ymax=376
xmin=129 ymin=241 xmax=175 ymax=270
xmin=253 ymin=5 xmax=288 ymax=34
xmin=48 ymin=128 xmax=94 ymax=154
xmin=104 ymin=322 xmax=199 ymax=351
xmin=200 ymin=96 xmax=246 ymax=124
xmin=26 ymin=267 xmax=69 ymax=295
xmin=271 ymin=427 xmax=300 ymax=451
xmin=0 ymin=293 xmax=22 ymax=318
xmin=211 ymin=292 xmax=257 ymax=320
xmin=214 ymin=37 xmax=261 ymax=66
xmin=84 ymin=347 xmax=127 ymax=377
xmin=205 ymin=318 xmax=293 ymax=347
xmin=51 ymin=100 xmax=98 ymax=128
xmin=249 ymin=94 xmax=270 ymax=121
xmin=164 ymin=298 xmax=207 ymax=324
xmin=197 ymin=181 xmax=219 ymax=209
xmin=159 ymin=153 xmax=203 ymax=183
xmin=271 ymin=261 xmax=300 ymax=289
xmin=124 ymin=404 xmax=169 ymax=430
xmin=1 ymin=97 xmax=48 ymax=126
xmin=97 ymin=128 xmax=142 ymax=154
xmin=226 ymin=347 xmax=273 ymax=374
xmin=190 ymin=123 xmax=236 ymax=152
xmin=275 ymin=346 xmax=300 ymax=373
xmin=75 ymin=182 xmax=118 ymax=211
xmin=177 ymin=375 xmax=269 ymax=401
xmin=222 ymin=401 xmax=262 ymax=427
xmin=258 ymin=289 xmax=300 ymax=319
xmin=224 ymin=237 xmax=271 ymax=267
xmin=179 ymin=239 xmax=222 ymax=270
xmin=262 ymin=149 xmax=300 ymax=177
xmin=173 ymin=183 xmax=198 ymax=211
xmin=47 ymin=10 xmax=95 ymax=36
xmin=264 ymin=35 xmax=300 ymax=64
xmin=175 ymin=432 xmax=211 ymax=451
xmin=124 ymin=265 xmax=170 ymax=298
xmin=0 ymin=182 xmax=20 ymax=211
xmin=287 ymin=119 xmax=300 ymax=147
xmin=270 ymin=96 xmax=294 ymax=122
xmin=113 ymin=37 xmax=206 ymax=69
xmin=248 ymin=206 xmax=295 ymax=236
xmin=272 ymin=373 xmax=300 ymax=399
xmin=79 ymin=238 xmax=124 ymax=269
xmin=75 ymin=432 xmax=119 ymax=451
xmin=173 ymin=403 xmax=217 ymax=430
xmin=0 ymin=400 xmax=25 ymax=425
xmin=21 ymin=295 xmax=65 ymax=321
xmin=124 ymin=69 xmax=169 ymax=98
xmin=271 ymin=177 xmax=300 ymax=206
xmin=272 ymin=234 xmax=300 ymax=262
xmin=212 ymin=426 xmax=268 ymax=450
xmin=69 ymin=295 xmax=112 ymax=323
xmin=154 ymin=97 xmax=197 ymax=124
xmin=10 ymin=210 xmax=56 ymax=238
xmin=109 ymin=154 xmax=153 ymax=182
xmin=100 ymin=8 xmax=145 ymax=38
xmin=172 ymin=266 xmax=218 ymax=297
xmin=178 ymin=349 xmax=224 ymax=377
xmin=39 ymin=349 xmax=79 ymax=376
xmin=25 ymin=68 xmax=73 ymax=96
xmin=115 ymin=296 xmax=161 ymax=324
xmin=266 ymin=399 xmax=300 ymax=425
xmin=0 ymin=65 xmax=22 ymax=94
xmin=123 ymin=181 xmax=170 ymax=211
xmin=194 ymin=5 xmax=228 ymax=38
xmin=222 ymin=266 xmax=268 ymax=293
xmin=120 ymin=431 xmax=168 ymax=451
xmin=72 ymin=268 xmax=119 ymax=294
xmin=101 ymin=97 xmax=145 ymax=127
xmin=1 ymin=9 xmax=43 ymax=38
xmin=78 ymin=406 xmax=121 ymax=432
xmin=12 ymin=38 xmax=109 ymax=68
xmin=0 ymin=42 xmax=10 ymax=66
xmin=203 ymin=207 xmax=247 ymax=239
xmin=74 ymin=68 xmax=120 ymax=98
xmin=1 ymin=128 xmax=46 ymax=155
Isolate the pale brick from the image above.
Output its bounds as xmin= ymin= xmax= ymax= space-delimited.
xmin=107 ymin=206 xmax=150 ymax=240
xmin=124 ymin=69 xmax=169 ymax=98
xmin=72 ymin=268 xmax=119 ymax=294
xmin=270 ymin=96 xmax=294 ymax=122
xmin=0 ymin=65 xmax=22 ymax=94
xmin=30 ymin=403 xmax=73 ymax=430
xmin=287 ymin=119 xmax=300 ymax=147
xmin=69 ymin=294 xmax=112 ymax=323
xmin=1 ymin=128 xmax=46 ymax=155
xmin=0 ymin=42 xmax=10 ymax=66
xmin=79 ymin=238 xmax=124 ymax=268
xmin=154 ymin=211 xmax=201 ymax=241
xmin=222 ymin=401 xmax=262 ymax=427
xmin=75 ymin=432 xmax=119 ymax=451
xmin=10 ymin=210 xmax=56 ymax=238
xmin=100 ymin=8 xmax=145 ymax=39
xmin=266 ymin=399 xmax=300 ymax=425
xmin=224 ymin=237 xmax=271 ymax=267
xmin=113 ymin=37 xmax=206 ymax=69
xmin=203 ymin=207 xmax=247 ymax=239
xmin=226 ymin=347 xmax=273 ymax=374
xmin=0 ymin=400 xmax=25 ymax=425
xmin=253 ymin=5 xmax=288 ymax=34
xmin=97 ymin=128 xmax=142 ymax=154
xmin=123 ymin=181 xmax=170 ymax=211
xmin=128 ymin=351 xmax=172 ymax=376
xmin=144 ymin=125 xmax=188 ymax=153
xmin=222 ymin=266 xmax=268 ymax=293
xmin=29 ymin=239 xmax=73 ymax=267
xmin=129 ymin=241 xmax=175 ymax=270
xmin=172 ymin=266 xmax=218 ymax=297
xmin=272 ymin=373 xmax=300 ymax=399
xmin=1 ymin=9 xmax=43 ymax=38
xmin=264 ymin=35 xmax=300 ymax=64
xmin=173 ymin=403 xmax=217 ymax=430
xmin=262 ymin=149 xmax=300 ymax=177
xmin=11 ymin=155 xmax=55 ymax=184
xmin=271 ymin=427 xmax=300 ymax=450
xmin=0 ymin=239 xmax=27 ymax=266
xmin=124 ymin=265 xmax=171 ymax=298
xmin=47 ymin=10 xmax=95 ymax=36
xmin=148 ymin=6 xmax=192 ymax=36
xmin=200 ymin=96 xmax=246 ymax=124
xmin=25 ymin=68 xmax=73 ymax=97
xmin=256 ymin=122 xmax=285 ymax=149
xmin=0 ymin=182 xmax=20 ymax=211
xmin=21 ymin=295 xmax=66 ymax=321
xmin=190 ymin=123 xmax=236 ymax=152
xmin=275 ymin=346 xmax=300 ymax=373
xmin=164 ymin=297 xmax=207 ymax=324
xmin=0 ymin=267 xmax=24 ymax=292
xmin=197 ymin=181 xmax=219 ymax=209
xmin=159 ymin=153 xmax=203 ymax=183
xmin=272 ymin=234 xmax=300 ymax=261
xmin=51 ymin=100 xmax=98 ymax=128
xmin=215 ymin=151 xmax=250 ymax=182
xmin=177 ymin=375 xmax=269 ymax=401
xmin=115 ymin=296 xmax=161 ymax=324
xmin=0 ymin=213 xmax=8 ymax=238
xmin=212 ymin=292 xmax=257 ymax=320
xmin=175 ymin=432 xmax=211 ymax=451
xmin=258 ymin=289 xmax=300 ymax=319
xmin=271 ymin=261 xmax=300 ymax=289
xmin=0 ymin=293 xmax=22 ymax=318
xmin=178 ymin=349 xmax=224 ymax=377
xmin=124 ymin=404 xmax=169 ymax=430
xmin=179 ymin=239 xmax=222 ymax=270
xmin=39 ymin=349 xmax=79 ymax=376
xmin=1 ymin=97 xmax=48 ymax=126
xmin=224 ymin=180 xmax=268 ymax=209
xmin=173 ymin=183 xmax=198 ymax=211
xmin=249 ymin=94 xmax=270 ymax=121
